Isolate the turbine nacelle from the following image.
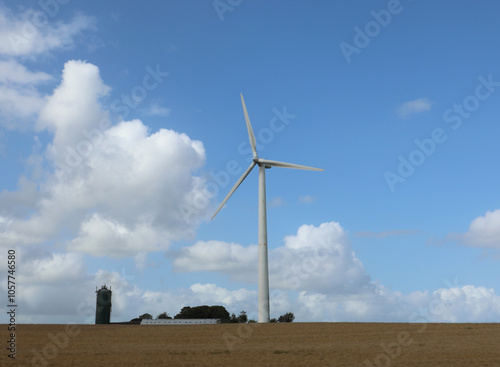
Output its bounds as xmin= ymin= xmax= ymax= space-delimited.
xmin=253 ymin=157 xmax=272 ymax=169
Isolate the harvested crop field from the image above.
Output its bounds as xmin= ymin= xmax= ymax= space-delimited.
xmin=4 ymin=322 xmax=499 ymax=366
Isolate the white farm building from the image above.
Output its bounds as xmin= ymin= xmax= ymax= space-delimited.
xmin=140 ymin=319 xmax=221 ymax=325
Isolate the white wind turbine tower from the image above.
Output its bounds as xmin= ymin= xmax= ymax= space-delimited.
xmin=211 ymin=94 xmax=323 ymax=323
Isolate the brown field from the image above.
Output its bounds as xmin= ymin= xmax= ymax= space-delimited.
xmin=3 ymin=322 xmax=499 ymax=366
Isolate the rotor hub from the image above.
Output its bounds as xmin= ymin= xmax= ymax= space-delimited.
xmin=253 ymin=157 xmax=272 ymax=169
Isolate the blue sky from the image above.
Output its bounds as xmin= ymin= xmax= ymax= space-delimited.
xmin=1 ymin=0 xmax=500 ymax=324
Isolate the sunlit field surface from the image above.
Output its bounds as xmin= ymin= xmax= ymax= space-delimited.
xmin=4 ymin=322 xmax=499 ymax=366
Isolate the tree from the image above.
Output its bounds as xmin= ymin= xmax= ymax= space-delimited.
xmin=270 ymin=318 xmax=277 ymax=323
xmin=237 ymin=311 xmax=248 ymax=323
xmin=229 ymin=311 xmax=248 ymax=323
xmin=157 ymin=312 xmax=172 ymax=319
xmin=278 ymin=312 xmax=295 ymax=323
xmin=138 ymin=313 xmax=153 ymax=320
xmin=174 ymin=305 xmax=231 ymax=322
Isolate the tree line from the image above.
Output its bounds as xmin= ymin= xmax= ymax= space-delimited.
xmin=135 ymin=305 xmax=294 ymax=323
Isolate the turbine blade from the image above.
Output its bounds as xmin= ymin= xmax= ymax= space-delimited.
xmin=241 ymin=94 xmax=258 ymax=158
xmin=211 ymin=161 xmax=257 ymax=220
xmin=257 ymin=158 xmax=324 ymax=171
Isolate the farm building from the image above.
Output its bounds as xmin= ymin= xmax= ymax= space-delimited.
xmin=140 ymin=319 xmax=220 ymax=325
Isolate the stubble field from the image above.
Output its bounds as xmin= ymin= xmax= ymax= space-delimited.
xmin=3 ymin=322 xmax=499 ymax=366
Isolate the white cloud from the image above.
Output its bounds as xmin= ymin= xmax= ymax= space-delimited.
xmin=271 ymin=222 xmax=372 ymax=294
xmin=0 ymin=5 xmax=96 ymax=57
xmin=144 ymin=101 xmax=171 ymax=116
xmin=0 ymin=251 xmax=176 ymax=323
xmin=18 ymin=252 xmax=86 ymax=285
xmin=174 ymin=240 xmax=257 ymax=282
xmin=458 ymin=209 xmax=500 ymax=248
xmin=0 ymin=60 xmax=53 ymax=125
xmin=0 ymin=60 xmax=211 ymax=258
xmin=190 ymin=283 xmax=256 ymax=306
xmin=0 ymin=248 xmax=93 ymax=322
xmin=430 ymin=285 xmax=500 ymax=322
xmin=397 ymin=98 xmax=433 ymax=117
xmin=0 ymin=60 xmax=52 ymax=84
xmin=1 ymin=245 xmax=499 ymax=323
xmin=171 ymin=222 xmax=500 ymax=322
xmin=0 ymin=5 xmax=98 ymax=126
xmin=0 ymin=84 xmax=48 ymax=124
xmin=68 ymin=213 xmax=172 ymax=257
xmin=37 ymin=60 xmax=110 ymax=150
xmin=175 ymin=222 xmax=372 ymax=294
xmin=294 ymin=284 xmax=500 ymax=322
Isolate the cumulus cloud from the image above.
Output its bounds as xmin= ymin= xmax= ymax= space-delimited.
xmin=0 ymin=60 xmax=211 ymax=258
xmin=457 ymin=209 xmax=500 ymax=248
xmin=271 ymin=222 xmax=372 ymax=294
xmin=295 ymin=284 xmax=500 ymax=323
xmin=37 ymin=60 xmax=110 ymax=150
xmin=397 ymin=98 xmax=433 ymax=117
xmin=175 ymin=222 xmax=372 ymax=294
xmin=429 ymin=285 xmax=500 ymax=322
xmin=172 ymin=221 xmax=500 ymax=322
xmin=1 ymin=245 xmax=499 ymax=323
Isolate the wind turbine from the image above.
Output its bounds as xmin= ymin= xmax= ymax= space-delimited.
xmin=211 ymin=94 xmax=323 ymax=323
